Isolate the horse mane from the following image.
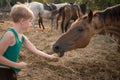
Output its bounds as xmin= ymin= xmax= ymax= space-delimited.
xmin=78 ymin=4 xmax=120 ymax=22
xmin=94 ymin=4 xmax=120 ymax=21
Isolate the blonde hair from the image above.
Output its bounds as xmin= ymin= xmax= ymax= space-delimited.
xmin=10 ymin=3 xmax=34 ymax=22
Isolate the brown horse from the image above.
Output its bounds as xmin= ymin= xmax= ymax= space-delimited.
xmin=52 ymin=4 xmax=120 ymax=57
xmin=57 ymin=2 xmax=87 ymax=33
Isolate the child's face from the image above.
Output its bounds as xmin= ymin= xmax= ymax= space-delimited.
xmin=21 ymin=18 xmax=32 ymax=31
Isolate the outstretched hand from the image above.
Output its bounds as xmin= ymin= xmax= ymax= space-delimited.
xmin=16 ymin=62 xmax=27 ymax=69
xmin=46 ymin=54 xmax=59 ymax=62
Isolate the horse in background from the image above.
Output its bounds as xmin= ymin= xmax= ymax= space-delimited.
xmin=52 ymin=4 xmax=120 ymax=57
xmin=38 ymin=3 xmax=57 ymax=30
xmin=38 ymin=2 xmax=69 ymax=31
xmin=57 ymin=2 xmax=87 ymax=33
xmin=29 ymin=2 xmax=69 ymax=31
xmin=29 ymin=2 xmax=56 ymax=30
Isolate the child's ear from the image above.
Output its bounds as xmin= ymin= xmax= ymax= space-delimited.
xmin=19 ymin=18 xmax=25 ymax=24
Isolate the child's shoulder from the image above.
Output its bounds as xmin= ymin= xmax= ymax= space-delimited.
xmin=0 ymin=29 xmax=15 ymax=45
xmin=2 ymin=30 xmax=15 ymax=39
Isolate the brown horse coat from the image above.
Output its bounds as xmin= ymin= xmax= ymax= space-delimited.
xmin=58 ymin=2 xmax=87 ymax=33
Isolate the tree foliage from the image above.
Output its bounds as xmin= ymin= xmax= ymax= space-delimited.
xmin=87 ymin=0 xmax=120 ymax=10
xmin=0 ymin=0 xmax=32 ymax=7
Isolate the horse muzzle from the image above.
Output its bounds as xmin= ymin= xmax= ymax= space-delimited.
xmin=52 ymin=44 xmax=65 ymax=57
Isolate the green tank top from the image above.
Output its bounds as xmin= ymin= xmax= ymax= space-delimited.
xmin=0 ymin=28 xmax=25 ymax=72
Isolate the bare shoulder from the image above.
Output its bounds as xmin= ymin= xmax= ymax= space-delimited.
xmin=0 ymin=31 xmax=15 ymax=55
xmin=2 ymin=31 xmax=15 ymax=40
xmin=0 ymin=31 xmax=15 ymax=45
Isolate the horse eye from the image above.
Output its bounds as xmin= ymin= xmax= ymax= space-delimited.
xmin=78 ymin=28 xmax=84 ymax=32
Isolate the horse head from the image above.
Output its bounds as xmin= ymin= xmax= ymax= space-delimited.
xmin=52 ymin=10 xmax=97 ymax=57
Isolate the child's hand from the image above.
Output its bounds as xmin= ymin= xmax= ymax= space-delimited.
xmin=49 ymin=54 xmax=58 ymax=59
xmin=16 ymin=62 xmax=27 ymax=69
xmin=46 ymin=54 xmax=59 ymax=62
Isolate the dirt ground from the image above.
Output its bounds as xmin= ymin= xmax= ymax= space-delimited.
xmin=0 ymin=19 xmax=120 ymax=80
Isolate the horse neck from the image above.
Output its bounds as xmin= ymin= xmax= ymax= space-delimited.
xmin=94 ymin=13 xmax=120 ymax=43
xmin=104 ymin=18 xmax=120 ymax=41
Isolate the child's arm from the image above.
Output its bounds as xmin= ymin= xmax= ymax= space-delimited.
xmin=0 ymin=31 xmax=27 ymax=69
xmin=23 ymin=35 xmax=57 ymax=59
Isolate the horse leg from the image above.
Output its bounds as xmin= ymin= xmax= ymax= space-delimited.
xmin=56 ymin=17 xmax=59 ymax=29
xmin=56 ymin=13 xmax=61 ymax=29
xmin=31 ymin=19 xmax=36 ymax=31
xmin=61 ymin=18 xmax=65 ymax=33
xmin=50 ymin=18 xmax=53 ymax=32
xmin=38 ymin=17 xmax=41 ymax=29
xmin=38 ymin=16 xmax=45 ymax=29
xmin=64 ymin=19 xmax=70 ymax=32
xmin=40 ymin=17 xmax=45 ymax=29
xmin=61 ymin=13 xmax=66 ymax=33
xmin=32 ymin=14 xmax=40 ymax=31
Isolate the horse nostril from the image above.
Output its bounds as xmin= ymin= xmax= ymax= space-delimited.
xmin=55 ymin=46 xmax=59 ymax=50
xmin=53 ymin=44 xmax=60 ymax=52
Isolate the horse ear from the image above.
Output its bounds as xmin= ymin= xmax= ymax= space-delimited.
xmin=88 ymin=10 xmax=93 ymax=23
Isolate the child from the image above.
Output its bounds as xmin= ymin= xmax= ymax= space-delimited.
xmin=0 ymin=3 xmax=57 ymax=80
